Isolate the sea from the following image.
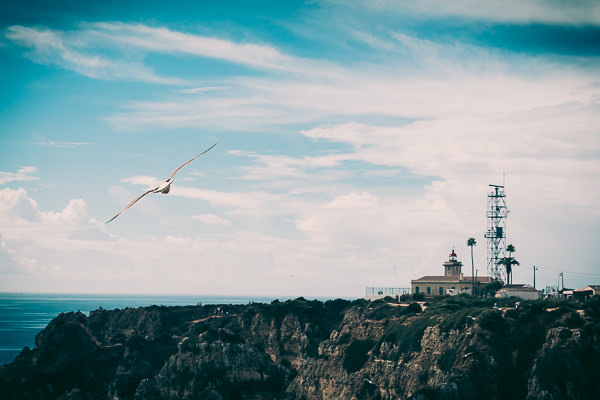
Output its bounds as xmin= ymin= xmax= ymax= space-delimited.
xmin=0 ymin=292 xmax=281 ymax=366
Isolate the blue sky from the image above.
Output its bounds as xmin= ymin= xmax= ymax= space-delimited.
xmin=1 ymin=0 xmax=599 ymax=297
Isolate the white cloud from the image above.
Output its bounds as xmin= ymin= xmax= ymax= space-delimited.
xmin=8 ymin=21 xmax=598 ymax=132
xmin=5 ymin=25 xmax=186 ymax=84
xmin=0 ymin=166 xmax=38 ymax=185
xmin=193 ymin=214 xmax=231 ymax=226
xmin=120 ymin=175 xmax=162 ymax=187
xmin=34 ymin=139 xmax=93 ymax=147
xmin=339 ymin=0 xmax=600 ymax=25
xmin=3 ymin=15 xmax=599 ymax=295
xmin=0 ymin=185 xmax=405 ymax=296
xmin=298 ymin=100 xmax=600 ymax=180
xmin=325 ymin=192 xmax=379 ymax=209
xmin=232 ymin=151 xmax=354 ymax=186
xmin=87 ymin=23 xmax=295 ymax=73
xmin=288 ymin=99 xmax=600 ymax=283
xmin=176 ymin=86 xmax=229 ymax=94
xmin=172 ymin=186 xmax=283 ymax=214
xmin=5 ymin=22 xmax=343 ymax=85
xmin=104 ymin=56 xmax=600 ymax=132
xmin=0 ymin=187 xmax=92 ymax=238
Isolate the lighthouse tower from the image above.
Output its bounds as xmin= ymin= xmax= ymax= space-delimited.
xmin=443 ymin=249 xmax=463 ymax=277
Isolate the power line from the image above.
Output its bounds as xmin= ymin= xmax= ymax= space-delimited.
xmin=535 ymin=265 xmax=600 ymax=277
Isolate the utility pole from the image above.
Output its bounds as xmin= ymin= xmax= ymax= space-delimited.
xmin=533 ymin=265 xmax=538 ymax=289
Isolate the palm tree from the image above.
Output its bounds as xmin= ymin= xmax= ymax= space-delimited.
xmin=507 ymin=244 xmax=515 ymax=258
xmin=505 ymin=244 xmax=516 ymax=283
xmin=498 ymin=256 xmax=520 ymax=284
xmin=467 ymin=237 xmax=476 ymax=296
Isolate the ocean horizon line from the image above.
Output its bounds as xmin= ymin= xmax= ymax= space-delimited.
xmin=0 ymin=292 xmax=358 ymax=365
xmin=0 ymin=291 xmax=357 ymax=302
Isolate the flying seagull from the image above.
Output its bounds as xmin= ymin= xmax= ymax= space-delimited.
xmin=106 ymin=143 xmax=216 ymax=223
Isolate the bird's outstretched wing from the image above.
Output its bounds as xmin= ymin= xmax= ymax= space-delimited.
xmin=106 ymin=143 xmax=216 ymax=224
xmin=166 ymin=143 xmax=217 ymax=181
xmin=105 ymin=188 xmax=155 ymax=224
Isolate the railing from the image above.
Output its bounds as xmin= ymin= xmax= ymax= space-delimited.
xmin=365 ymin=287 xmax=411 ymax=296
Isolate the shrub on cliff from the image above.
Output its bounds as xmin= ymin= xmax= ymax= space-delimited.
xmin=264 ymin=297 xmax=350 ymax=331
xmin=483 ymin=280 xmax=503 ymax=296
xmin=478 ymin=310 xmax=505 ymax=331
xmin=343 ymin=339 xmax=375 ymax=373
xmin=376 ymin=316 xmax=434 ymax=360
xmin=367 ymin=299 xmax=400 ymax=320
xmin=404 ymin=302 xmax=423 ymax=315
xmin=437 ymin=348 xmax=457 ymax=372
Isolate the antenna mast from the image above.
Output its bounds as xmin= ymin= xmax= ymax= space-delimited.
xmin=484 ymin=185 xmax=508 ymax=281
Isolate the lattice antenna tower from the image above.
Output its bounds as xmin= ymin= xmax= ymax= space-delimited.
xmin=484 ymin=184 xmax=508 ymax=281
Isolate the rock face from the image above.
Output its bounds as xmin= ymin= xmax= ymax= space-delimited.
xmin=1 ymin=297 xmax=599 ymax=400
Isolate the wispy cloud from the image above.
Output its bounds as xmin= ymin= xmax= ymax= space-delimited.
xmin=8 ymin=20 xmax=597 ymax=132
xmin=86 ymin=22 xmax=298 ymax=73
xmin=34 ymin=139 xmax=93 ymax=147
xmin=3 ymin=4 xmax=599 ymax=295
xmin=5 ymin=25 xmax=187 ymax=84
xmin=5 ymin=22 xmax=343 ymax=85
xmin=336 ymin=0 xmax=600 ymax=25
xmin=175 ymin=86 xmax=229 ymax=94
xmin=120 ymin=175 xmax=162 ymax=187
xmin=193 ymin=214 xmax=231 ymax=226
xmin=0 ymin=167 xmax=38 ymax=185
xmin=105 ymin=63 xmax=599 ymax=132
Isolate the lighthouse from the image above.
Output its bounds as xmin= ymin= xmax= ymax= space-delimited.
xmin=411 ymin=249 xmax=491 ymax=296
xmin=443 ymin=249 xmax=463 ymax=277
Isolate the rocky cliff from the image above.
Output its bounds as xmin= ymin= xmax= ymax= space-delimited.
xmin=1 ymin=296 xmax=599 ymax=400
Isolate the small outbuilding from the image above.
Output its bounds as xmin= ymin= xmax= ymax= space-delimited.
xmin=573 ymin=285 xmax=600 ymax=301
xmin=495 ymin=284 xmax=541 ymax=300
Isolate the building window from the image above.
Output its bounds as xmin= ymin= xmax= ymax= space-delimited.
xmin=415 ymin=286 xmax=419 ymax=293
xmin=439 ymin=287 xmax=444 ymax=295
xmin=427 ymin=287 xmax=431 ymax=294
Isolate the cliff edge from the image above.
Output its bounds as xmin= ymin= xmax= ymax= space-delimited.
xmin=1 ymin=296 xmax=599 ymax=400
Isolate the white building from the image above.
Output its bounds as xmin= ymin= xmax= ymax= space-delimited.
xmin=411 ymin=250 xmax=491 ymax=297
xmin=495 ymin=284 xmax=541 ymax=300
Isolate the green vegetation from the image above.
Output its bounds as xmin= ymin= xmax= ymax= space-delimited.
xmin=437 ymin=348 xmax=457 ymax=372
xmin=343 ymin=339 xmax=375 ymax=373
xmin=377 ymin=316 xmax=435 ymax=360
xmin=482 ymin=280 xmax=503 ymax=296
xmin=246 ymin=297 xmax=352 ymax=335
xmin=497 ymin=256 xmax=520 ymax=285
xmin=366 ymin=299 xmax=422 ymax=320
xmin=4 ymin=294 xmax=599 ymax=400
